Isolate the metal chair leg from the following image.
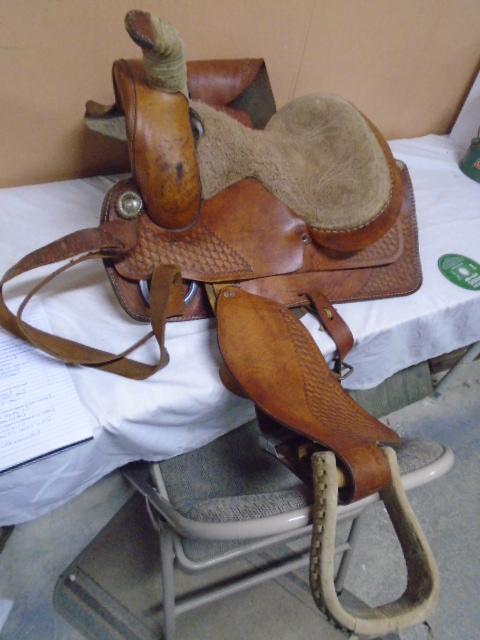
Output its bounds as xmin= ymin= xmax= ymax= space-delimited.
xmin=159 ymin=529 xmax=176 ymax=640
xmin=433 ymin=341 xmax=480 ymax=397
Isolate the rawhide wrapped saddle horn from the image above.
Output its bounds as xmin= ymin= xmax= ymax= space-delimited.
xmin=0 ymin=9 xmax=438 ymax=636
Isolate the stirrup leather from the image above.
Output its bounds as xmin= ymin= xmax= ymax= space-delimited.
xmin=309 ymin=447 xmax=439 ymax=637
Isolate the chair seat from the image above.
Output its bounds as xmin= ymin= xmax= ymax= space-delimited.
xmin=159 ymin=422 xmax=445 ymax=524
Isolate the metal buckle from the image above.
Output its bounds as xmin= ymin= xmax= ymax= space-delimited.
xmin=334 ymin=359 xmax=354 ymax=381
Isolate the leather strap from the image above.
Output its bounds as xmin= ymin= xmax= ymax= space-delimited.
xmin=304 ymin=289 xmax=354 ymax=374
xmin=0 ymin=223 xmax=185 ymax=379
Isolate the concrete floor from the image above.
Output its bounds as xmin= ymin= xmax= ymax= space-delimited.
xmin=0 ymin=361 xmax=479 ymax=640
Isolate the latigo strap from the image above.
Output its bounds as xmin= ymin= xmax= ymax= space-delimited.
xmin=0 ymin=223 xmax=185 ymax=379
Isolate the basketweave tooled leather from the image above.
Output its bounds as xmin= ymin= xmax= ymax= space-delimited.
xmin=102 ymin=159 xmax=420 ymax=323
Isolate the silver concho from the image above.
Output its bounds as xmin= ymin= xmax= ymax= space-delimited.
xmin=116 ymin=191 xmax=143 ymax=219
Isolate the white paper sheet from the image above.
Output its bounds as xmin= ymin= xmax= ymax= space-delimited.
xmin=0 ymin=306 xmax=95 ymax=473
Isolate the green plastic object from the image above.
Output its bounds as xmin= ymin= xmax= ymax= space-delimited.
xmin=438 ymin=254 xmax=480 ymax=291
xmin=459 ymin=129 xmax=480 ymax=183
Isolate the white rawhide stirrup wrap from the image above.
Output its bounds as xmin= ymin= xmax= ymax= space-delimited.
xmin=309 ymin=447 xmax=439 ymax=637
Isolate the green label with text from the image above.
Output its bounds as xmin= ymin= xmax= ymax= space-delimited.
xmin=438 ymin=254 xmax=480 ymax=291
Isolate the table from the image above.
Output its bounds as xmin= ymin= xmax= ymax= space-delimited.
xmin=0 ymin=134 xmax=478 ymax=525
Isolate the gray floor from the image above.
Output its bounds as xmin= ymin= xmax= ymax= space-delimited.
xmin=0 ymin=362 xmax=479 ymax=640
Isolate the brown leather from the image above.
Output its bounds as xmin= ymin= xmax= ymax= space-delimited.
xmin=187 ymin=59 xmax=264 ymax=106
xmin=103 ymin=164 xmax=419 ymax=324
xmin=99 ymin=179 xmax=212 ymax=322
xmin=0 ymin=223 xmax=185 ymax=379
xmin=216 ymin=287 xmax=398 ymax=501
xmin=306 ymin=290 xmax=354 ymax=362
xmin=111 ymin=178 xmax=307 ymax=283
xmin=109 ymin=171 xmax=410 ymax=285
xmin=85 ymin=58 xmax=266 ymax=129
xmin=113 ymin=59 xmax=201 ymax=230
xmin=0 ymin=29 xmax=423 ymax=512
xmin=230 ymin=164 xmax=421 ymax=306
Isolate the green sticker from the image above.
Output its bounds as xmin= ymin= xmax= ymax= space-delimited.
xmin=438 ymin=254 xmax=480 ymax=291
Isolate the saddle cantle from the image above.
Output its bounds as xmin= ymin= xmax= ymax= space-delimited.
xmin=0 ymin=9 xmax=438 ymax=636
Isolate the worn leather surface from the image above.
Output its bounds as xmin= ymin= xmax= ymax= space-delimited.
xmin=113 ymin=178 xmax=306 ymax=282
xmin=103 ymin=162 xmax=419 ymax=322
xmin=0 ymin=223 xmax=186 ymax=378
xmin=0 ymin=16 xmax=425 ymax=516
xmin=113 ymin=59 xmax=201 ymax=230
xmin=306 ymin=290 xmax=354 ymax=362
xmin=108 ymin=171 xmax=411 ymax=283
xmin=187 ymin=59 xmax=264 ymax=105
xmin=234 ymin=164 xmax=421 ymax=306
xmin=217 ymin=287 xmax=398 ymax=501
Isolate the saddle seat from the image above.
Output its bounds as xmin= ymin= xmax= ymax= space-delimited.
xmin=193 ymin=94 xmax=394 ymax=235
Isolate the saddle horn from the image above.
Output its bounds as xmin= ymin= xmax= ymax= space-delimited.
xmin=110 ymin=10 xmax=201 ymax=231
xmin=125 ymin=10 xmax=188 ymax=97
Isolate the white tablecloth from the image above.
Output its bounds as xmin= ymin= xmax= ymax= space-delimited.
xmin=0 ymin=134 xmax=478 ymax=525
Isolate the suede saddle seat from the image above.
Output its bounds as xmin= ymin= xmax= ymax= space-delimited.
xmin=192 ymin=93 xmax=398 ymax=244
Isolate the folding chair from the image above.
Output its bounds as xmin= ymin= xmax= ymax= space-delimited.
xmin=123 ymin=420 xmax=454 ymax=640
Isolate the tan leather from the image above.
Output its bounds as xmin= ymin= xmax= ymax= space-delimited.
xmin=112 ymin=178 xmax=307 ymax=282
xmin=0 ymin=15 xmax=436 ymax=635
xmin=0 ymin=45 xmax=420 ymax=505
xmin=113 ymin=59 xmax=201 ymax=230
xmin=102 ymin=163 xmax=419 ymax=328
xmin=216 ymin=286 xmax=398 ymax=501
xmin=187 ymin=59 xmax=264 ymax=106
xmin=108 ymin=170 xmax=414 ymax=285
xmin=232 ymin=164 xmax=420 ymax=306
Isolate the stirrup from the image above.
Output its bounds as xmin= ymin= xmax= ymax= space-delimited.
xmin=309 ymin=447 xmax=439 ymax=637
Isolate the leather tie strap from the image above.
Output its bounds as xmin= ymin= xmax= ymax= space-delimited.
xmin=304 ymin=289 xmax=354 ymax=376
xmin=0 ymin=223 xmax=185 ymax=379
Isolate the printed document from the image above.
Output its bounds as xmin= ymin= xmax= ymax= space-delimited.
xmin=0 ymin=306 xmax=95 ymax=473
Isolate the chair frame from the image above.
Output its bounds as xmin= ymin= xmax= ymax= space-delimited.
xmin=123 ymin=447 xmax=453 ymax=640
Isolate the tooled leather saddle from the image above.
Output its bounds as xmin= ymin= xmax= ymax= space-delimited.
xmin=0 ymin=10 xmax=438 ymax=637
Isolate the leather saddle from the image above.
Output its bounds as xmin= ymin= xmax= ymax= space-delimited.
xmin=0 ymin=10 xmax=438 ymax=637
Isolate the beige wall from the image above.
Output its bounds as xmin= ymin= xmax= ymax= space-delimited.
xmin=1 ymin=0 xmax=479 ymax=187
